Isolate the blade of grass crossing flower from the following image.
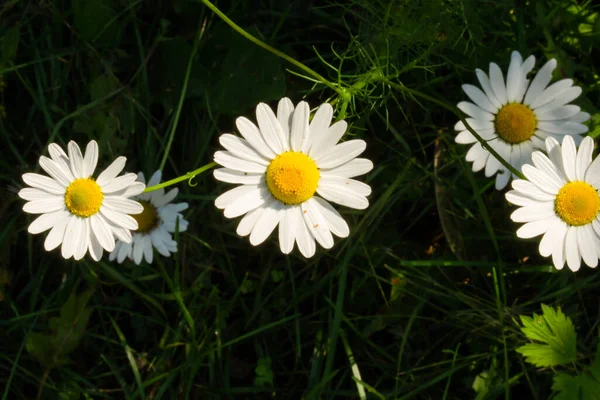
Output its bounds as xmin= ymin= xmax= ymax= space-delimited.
xmin=339 ymin=329 xmax=367 ymax=400
xmin=109 ymin=315 xmax=147 ymax=400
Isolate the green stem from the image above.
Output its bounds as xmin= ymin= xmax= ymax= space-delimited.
xmin=383 ymin=79 xmax=525 ymax=180
xmin=144 ymin=162 xmax=217 ymax=193
xmin=159 ymin=22 xmax=204 ymax=171
xmin=199 ymin=0 xmax=338 ymax=92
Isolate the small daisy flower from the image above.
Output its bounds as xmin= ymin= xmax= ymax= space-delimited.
xmin=109 ymin=171 xmax=189 ymax=265
xmin=213 ymin=97 xmax=373 ymax=258
xmin=455 ymin=51 xmax=590 ymax=190
xmin=18 ymin=140 xmax=146 ymax=261
xmin=506 ymin=135 xmax=600 ymax=271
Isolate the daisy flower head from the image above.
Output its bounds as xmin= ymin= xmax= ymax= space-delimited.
xmin=109 ymin=171 xmax=189 ymax=265
xmin=506 ymin=135 xmax=600 ymax=272
xmin=455 ymin=50 xmax=590 ymax=190
xmin=18 ymin=140 xmax=146 ymax=261
xmin=213 ymin=97 xmax=373 ymax=258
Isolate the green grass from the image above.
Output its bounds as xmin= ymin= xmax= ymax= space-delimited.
xmin=1 ymin=0 xmax=600 ymax=398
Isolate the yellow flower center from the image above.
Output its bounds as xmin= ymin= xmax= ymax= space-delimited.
xmin=266 ymin=152 xmax=320 ymax=205
xmin=494 ymin=103 xmax=537 ymax=144
xmin=133 ymin=201 xmax=159 ymax=233
xmin=64 ymin=178 xmax=103 ymax=217
xmin=555 ymin=181 xmax=600 ymax=226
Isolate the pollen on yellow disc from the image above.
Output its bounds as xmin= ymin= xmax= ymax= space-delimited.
xmin=132 ymin=201 xmax=158 ymax=233
xmin=555 ymin=181 xmax=600 ymax=226
xmin=266 ymin=151 xmax=320 ymax=205
xmin=64 ymin=178 xmax=103 ymax=217
xmin=494 ymin=103 xmax=537 ymax=144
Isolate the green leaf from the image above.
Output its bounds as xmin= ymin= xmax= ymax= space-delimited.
xmin=516 ymin=304 xmax=577 ymax=367
xmin=552 ymin=343 xmax=600 ymax=400
xmin=1 ymin=25 xmax=20 ymax=63
xmin=26 ymin=289 xmax=94 ymax=369
xmin=254 ymin=357 xmax=274 ymax=388
xmin=71 ymin=0 xmax=119 ymax=44
xmin=90 ymin=75 xmax=118 ymax=102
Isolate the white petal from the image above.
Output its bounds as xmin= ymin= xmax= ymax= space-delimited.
xmin=153 ymin=188 xmax=179 ymax=207
xmin=147 ymin=170 xmax=161 ymax=187
xmin=506 ymin=51 xmax=525 ymax=102
xmin=516 ymin=218 xmax=554 ymax=239
xmin=475 ymin=68 xmax=502 ymax=109
xmin=539 ymin=218 xmax=568 ymax=257
xmin=48 ymin=143 xmax=68 ymax=161
xmin=560 ymin=135 xmax=577 ymax=182
xmin=68 ymin=141 xmax=85 ymax=179
xmin=565 ymin=227 xmax=581 ymax=272
xmin=277 ymin=97 xmax=295 ymax=144
xmin=219 ymin=134 xmax=270 ymax=166
xmin=533 ymin=86 xmax=582 ymax=114
xmin=44 ymin=215 xmax=70 ymax=251
xmin=531 ymin=152 xmax=566 ymax=186
xmin=319 ymin=176 xmax=371 ymax=196
xmin=523 ymin=59 xmax=557 ymax=105
xmin=315 ymin=140 xmax=366 ymax=169
xmin=522 ymin=165 xmax=561 ymax=194
xmin=278 ymin=206 xmax=296 ymax=254
xmin=214 ymin=168 xmax=263 ymax=184
xmin=73 ymin=219 xmax=90 ymax=260
xmin=18 ymin=188 xmax=55 ymax=201
xmin=88 ymin=229 xmax=104 ymax=261
xmin=455 ymin=130 xmax=477 ymax=144
xmin=236 ymin=206 xmax=266 ymax=237
xmin=61 ymin=216 xmax=81 ymax=259
xmin=142 ymin=235 xmax=153 ymax=264
xmin=537 ymin=121 xmax=588 ymax=135
xmin=100 ymin=173 xmax=138 ymax=193
xmin=117 ymin=242 xmax=132 ymax=263
xmin=461 ymin=84 xmax=497 ymax=113
xmin=317 ymin=185 xmax=368 ymax=210
xmin=214 ymin=151 xmax=267 ymax=174
xmin=511 ymin=179 xmax=555 ymax=201
xmin=457 ymin=101 xmax=494 ymax=121
xmin=28 ymin=209 xmax=70 ymax=234
xmin=488 ymin=62 xmax=507 ymax=105
xmin=82 ymin=140 xmax=99 ymax=177
xmin=133 ymin=236 xmax=145 ymax=265
xmin=302 ymin=197 xmax=334 ymax=249
xmin=91 ymin=214 xmax=116 ymax=252
xmin=21 ymin=173 xmax=65 ymax=195
xmin=236 ymin=117 xmax=276 ymax=159
xmin=290 ymin=101 xmax=310 ymax=152
xmin=575 ymin=136 xmax=594 ymax=181
xmin=535 ymin=105 xmax=580 ymax=121
xmin=249 ymin=200 xmax=285 ymax=246
xmin=530 ymin=79 xmax=574 ymax=110
xmin=305 ymin=103 xmax=334 ymax=153
xmin=585 ymin=153 xmax=600 ymax=188
xmin=293 ymin=206 xmax=316 ymax=258
xmin=103 ymin=197 xmax=144 ymax=214
xmin=256 ymin=102 xmax=287 ymax=154
xmin=505 ymin=191 xmax=542 ymax=207
xmin=38 ymin=157 xmax=72 ymax=187
xmin=495 ymin=168 xmax=511 ymax=190
xmin=578 ymin=226 xmax=598 ymax=268
xmin=313 ymin=196 xmax=349 ymax=238
xmin=115 ymin=182 xmax=145 ymax=198
xmin=100 ymin=207 xmax=138 ymax=230
xmin=571 ymin=112 xmax=590 ymax=123
xmin=23 ymin=197 xmax=65 ymax=214
xmin=321 ymin=158 xmax=373 ymax=178
xmin=309 ymin=120 xmax=348 ymax=160
xmin=510 ymin=202 xmax=555 ymax=222
xmin=215 ymin=184 xmax=261 ymax=209
xmin=96 ymin=157 xmax=126 ymax=186
xmin=224 ymin=186 xmax=269 ymax=218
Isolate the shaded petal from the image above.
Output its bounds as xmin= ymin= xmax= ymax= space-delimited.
xmin=215 ymin=184 xmax=261 ymax=209
xmin=68 ymin=141 xmax=85 ymax=179
xmin=535 ymin=105 xmax=580 ymax=121
xmin=256 ymin=103 xmax=287 ymax=154
xmin=489 ymin=62 xmax=507 ymax=105
xmin=290 ymin=101 xmax=310 ymax=152
xmin=575 ymin=136 xmax=594 ymax=181
xmin=315 ymin=140 xmax=366 ymax=169
xmin=313 ymin=196 xmax=349 ymax=238
xmin=82 ymin=140 xmax=99 ymax=177
xmin=214 ymin=151 xmax=267 ymax=174
xmin=524 ymin=59 xmax=557 ymax=105
xmin=218 ymin=134 xmax=269 ymax=166
xmin=530 ymin=79 xmax=574 ymax=110
xmin=96 ymin=157 xmax=126 ymax=186
xmin=457 ymin=101 xmax=494 ymax=121
xmin=28 ymin=209 xmax=70 ymax=234
xmin=277 ymin=97 xmax=295 ymax=146
xmin=278 ymin=206 xmax=296 ymax=254
xmin=461 ymin=84 xmax=497 ymax=113
xmin=320 ymin=158 xmax=373 ymax=178
xmin=475 ymin=68 xmax=502 ymax=109
xmin=305 ymin=102 xmax=333 ymax=153
xmin=22 ymin=173 xmax=65 ymax=194
xmin=565 ymin=227 xmax=581 ymax=272
xmin=249 ymin=200 xmax=285 ymax=246
xmin=506 ymin=51 xmax=525 ymax=102
xmin=302 ymin=197 xmax=334 ymax=249
xmin=39 ymin=157 xmax=72 ymax=187
xmin=309 ymin=120 xmax=348 ymax=160
xmin=23 ymin=197 xmax=65 ymax=214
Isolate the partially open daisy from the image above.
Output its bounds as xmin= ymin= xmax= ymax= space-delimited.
xmin=455 ymin=51 xmax=589 ymax=190
xmin=213 ymin=97 xmax=373 ymax=258
xmin=18 ymin=140 xmax=146 ymax=261
xmin=109 ymin=170 xmax=189 ymax=265
xmin=505 ymin=135 xmax=600 ymax=271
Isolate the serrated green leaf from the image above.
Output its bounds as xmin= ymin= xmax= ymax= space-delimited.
xmin=516 ymin=304 xmax=576 ymax=367
xmin=552 ymin=340 xmax=600 ymax=399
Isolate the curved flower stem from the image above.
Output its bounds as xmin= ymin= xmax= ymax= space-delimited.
xmin=199 ymin=0 xmax=338 ymax=93
xmin=144 ymin=162 xmax=218 ymax=193
xmin=383 ymin=79 xmax=526 ymax=180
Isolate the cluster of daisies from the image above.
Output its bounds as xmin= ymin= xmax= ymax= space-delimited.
xmin=17 ymin=50 xmax=599 ymax=272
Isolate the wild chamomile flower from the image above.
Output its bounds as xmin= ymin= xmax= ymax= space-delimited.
xmin=213 ymin=97 xmax=373 ymax=258
xmin=18 ymin=140 xmax=146 ymax=261
xmin=109 ymin=170 xmax=189 ymax=265
xmin=506 ymin=136 xmax=600 ymax=271
xmin=455 ymin=51 xmax=589 ymax=190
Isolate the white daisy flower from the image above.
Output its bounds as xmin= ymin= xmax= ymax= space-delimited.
xmin=18 ymin=140 xmax=146 ymax=261
xmin=455 ymin=50 xmax=590 ymax=190
xmin=213 ymin=97 xmax=373 ymax=258
xmin=505 ymin=135 xmax=600 ymax=272
xmin=109 ymin=170 xmax=189 ymax=265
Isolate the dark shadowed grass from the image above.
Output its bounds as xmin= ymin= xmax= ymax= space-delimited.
xmin=1 ymin=0 xmax=600 ymax=398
